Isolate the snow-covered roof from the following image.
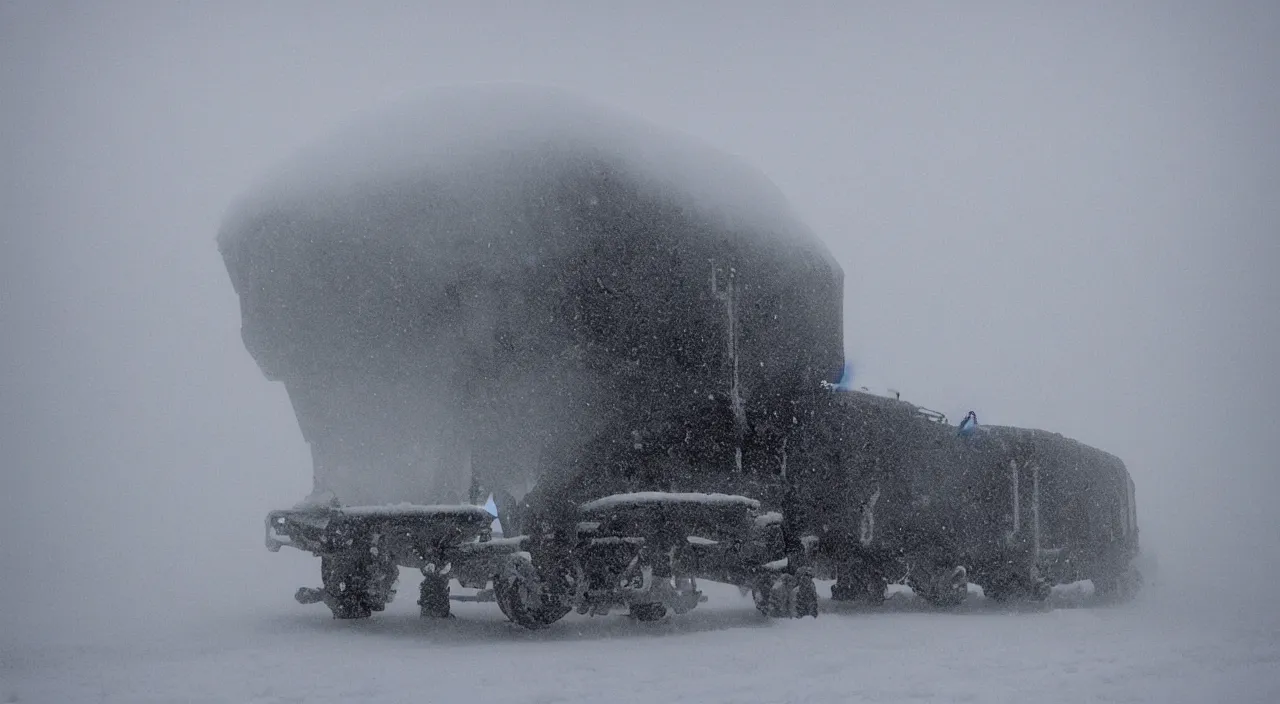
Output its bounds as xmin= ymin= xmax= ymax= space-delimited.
xmin=337 ymin=503 xmax=495 ymax=520
xmin=580 ymin=492 xmax=761 ymax=513
xmin=754 ymin=511 xmax=784 ymax=528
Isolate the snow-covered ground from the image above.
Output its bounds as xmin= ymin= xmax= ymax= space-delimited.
xmin=5 ymin=572 xmax=1276 ymax=704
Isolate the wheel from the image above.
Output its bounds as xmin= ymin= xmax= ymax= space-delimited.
xmin=912 ymin=565 xmax=968 ymax=608
xmin=320 ymin=555 xmax=397 ymax=619
xmin=669 ymin=575 xmax=701 ymax=615
xmin=752 ymin=574 xmax=790 ymax=617
xmin=983 ymin=572 xmax=1018 ymax=603
xmin=629 ymin=602 xmax=667 ymax=622
xmin=320 ymin=557 xmax=371 ymax=619
xmin=985 ymin=572 xmax=1050 ymax=603
xmin=753 ymin=572 xmax=818 ymax=618
xmin=418 ymin=567 xmax=452 ymax=619
xmin=832 ymin=573 xmax=887 ymax=605
xmin=494 ymin=557 xmax=573 ymax=630
xmin=1028 ymin=575 xmax=1051 ymax=601
xmin=752 ymin=575 xmax=778 ymax=616
xmin=829 ymin=580 xmax=858 ymax=602
xmin=795 ymin=574 xmax=819 ymax=618
xmin=983 ymin=580 xmax=1014 ymax=603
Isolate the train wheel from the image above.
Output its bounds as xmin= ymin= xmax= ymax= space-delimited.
xmin=796 ymin=574 xmax=819 ymax=618
xmin=752 ymin=575 xmax=775 ymax=615
xmin=832 ymin=573 xmax=887 ymax=605
xmin=984 ymin=580 xmax=1013 ymax=603
xmin=985 ymin=572 xmax=1050 ymax=603
xmin=630 ymin=602 xmax=667 ymax=622
xmin=494 ymin=556 xmax=572 ymax=630
xmin=418 ymin=565 xmax=452 ymax=619
xmin=1030 ymin=576 xmax=1052 ymax=601
xmin=865 ymin=574 xmax=889 ymax=605
xmin=320 ymin=555 xmax=395 ymax=619
xmin=752 ymin=574 xmax=792 ymax=617
xmin=829 ymin=580 xmax=858 ymax=602
xmin=912 ymin=565 xmax=969 ymax=608
xmin=753 ymin=573 xmax=818 ymax=618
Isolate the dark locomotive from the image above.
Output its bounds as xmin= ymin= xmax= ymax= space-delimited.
xmin=222 ymin=85 xmax=1141 ymax=628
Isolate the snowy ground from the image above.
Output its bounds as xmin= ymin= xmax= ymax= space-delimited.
xmin=5 ymin=570 xmax=1277 ymax=704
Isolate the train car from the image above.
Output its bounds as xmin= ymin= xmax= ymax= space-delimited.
xmin=218 ymin=84 xmax=843 ymax=624
xmin=776 ymin=387 xmax=983 ymax=607
xmin=218 ymin=83 xmax=842 ymax=513
xmin=221 ymin=83 xmax=1141 ymax=627
xmin=1003 ymin=428 xmax=1141 ymax=599
xmin=780 ymin=387 xmax=1141 ymax=606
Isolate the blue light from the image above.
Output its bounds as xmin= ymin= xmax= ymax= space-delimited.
xmin=834 ymin=361 xmax=855 ymax=390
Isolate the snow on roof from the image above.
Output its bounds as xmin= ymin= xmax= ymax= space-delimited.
xmin=755 ymin=511 xmax=784 ymax=527
xmin=580 ymin=492 xmax=761 ymax=513
xmin=338 ymin=503 xmax=495 ymax=520
xmin=454 ymin=536 xmax=528 ymax=554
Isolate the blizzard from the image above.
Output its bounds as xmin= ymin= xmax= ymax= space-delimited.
xmin=5 ymin=575 xmax=1277 ymax=704
xmin=4 ymin=4 xmax=1278 ymax=704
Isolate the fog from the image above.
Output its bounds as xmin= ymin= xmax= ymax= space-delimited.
xmin=2 ymin=0 xmax=1277 ymax=648
xmin=219 ymin=84 xmax=845 ymax=512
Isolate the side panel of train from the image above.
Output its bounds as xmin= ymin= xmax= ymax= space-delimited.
xmin=1028 ymin=431 xmax=1140 ymax=594
xmin=769 ymin=390 xmax=994 ymax=605
xmin=778 ymin=391 xmax=1141 ymax=604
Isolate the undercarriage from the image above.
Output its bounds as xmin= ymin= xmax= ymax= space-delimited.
xmin=266 ymin=491 xmax=818 ymax=628
xmin=266 ymin=502 xmax=521 ymax=620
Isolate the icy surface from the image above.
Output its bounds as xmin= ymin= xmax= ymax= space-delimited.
xmin=5 ymin=579 xmax=1276 ymax=704
xmin=580 ymin=492 xmax=761 ymax=513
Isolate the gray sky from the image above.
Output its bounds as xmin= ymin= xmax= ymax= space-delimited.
xmin=2 ymin=1 xmax=1277 ymax=642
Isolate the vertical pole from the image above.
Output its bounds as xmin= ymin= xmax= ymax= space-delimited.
xmin=780 ymin=437 xmax=788 ymax=479
xmin=711 ymin=262 xmax=746 ymax=471
xmin=1032 ymin=461 xmax=1041 ymax=557
xmin=1009 ymin=459 xmax=1020 ymax=543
